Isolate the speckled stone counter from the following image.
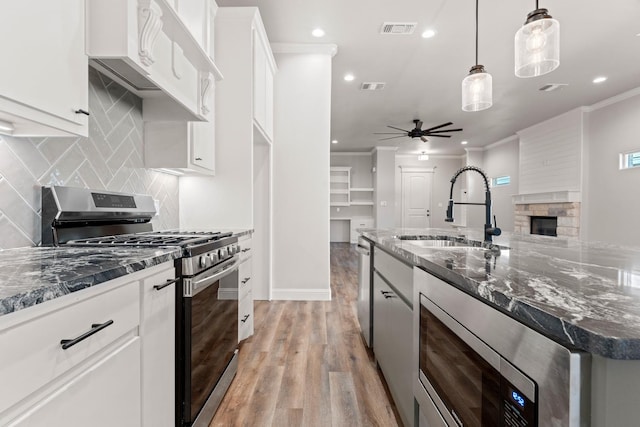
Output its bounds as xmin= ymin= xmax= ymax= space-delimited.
xmin=361 ymin=228 xmax=640 ymax=360
xmin=0 ymin=247 xmax=181 ymax=317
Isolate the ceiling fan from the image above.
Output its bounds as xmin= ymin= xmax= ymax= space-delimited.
xmin=375 ymin=119 xmax=463 ymax=142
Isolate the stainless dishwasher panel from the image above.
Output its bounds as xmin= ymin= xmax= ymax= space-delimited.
xmin=356 ymin=237 xmax=372 ymax=347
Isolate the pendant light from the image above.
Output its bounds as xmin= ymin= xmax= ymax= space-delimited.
xmin=515 ymin=1 xmax=560 ymax=78
xmin=462 ymin=0 xmax=492 ymax=112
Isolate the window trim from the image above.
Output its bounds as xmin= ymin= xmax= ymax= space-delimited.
xmin=619 ymin=150 xmax=640 ymax=170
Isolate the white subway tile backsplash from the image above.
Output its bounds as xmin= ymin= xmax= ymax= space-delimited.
xmin=0 ymin=67 xmax=179 ymax=249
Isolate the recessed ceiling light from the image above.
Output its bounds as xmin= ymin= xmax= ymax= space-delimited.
xmin=344 ymin=74 xmax=355 ymax=82
xmin=312 ymin=28 xmax=325 ymax=38
xmin=461 ymin=140 xmax=468 ymax=145
xmin=421 ymin=29 xmax=436 ymax=39
xmin=331 ymin=139 xmax=338 ymax=144
xmin=593 ymin=76 xmax=608 ymax=84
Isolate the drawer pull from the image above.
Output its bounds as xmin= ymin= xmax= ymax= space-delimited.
xmin=195 ymin=157 xmax=203 ymax=161
xmin=241 ymin=314 xmax=250 ymax=323
xmin=154 ymin=278 xmax=179 ymax=291
xmin=74 ymin=108 xmax=90 ymax=116
xmin=241 ymin=277 xmax=251 ymax=284
xmin=60 ymin=320 xmax=114 ymax=350
xmin=241 ymin=248 xmax=251 ymax=253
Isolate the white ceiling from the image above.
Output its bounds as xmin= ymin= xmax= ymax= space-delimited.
xmin=216 ymin=0 xmax=640 ymax=155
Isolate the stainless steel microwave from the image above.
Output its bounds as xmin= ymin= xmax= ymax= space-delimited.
xmin=413 ymin=268 xmax=590 ymax=427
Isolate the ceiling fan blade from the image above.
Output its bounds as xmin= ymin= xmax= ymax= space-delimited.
xmin=378 ymin=135 xmax=408 ymax=141
xmin=426 ymin=128 xmax=463 ymax=133
xmin=423 ymin=122 xmax=453 ymax=132
xmin=416 ymin=120 xmax=423 ymax=129
xmin=373 ymin=132 xmax=407 ymax=135
xmin=428 ymin=134 xmax=452 ymax=138
xmin=387 ymin=125 xmax=411 ymax=132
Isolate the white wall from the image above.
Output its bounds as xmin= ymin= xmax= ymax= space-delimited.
xmin=373 ymin=147 xmax=396 ymax=229
xmin=482 ymin=137 xmax=520 ymax=232
xmin=271 ymin=44 xmax=335 ymax=300
xmin=585 ymin=90 xmax=640 ymax=246
xmin=517 ymin=108 xmax=585 ymax=194
xmin=394 ymin=155 xmax=464 ymax=229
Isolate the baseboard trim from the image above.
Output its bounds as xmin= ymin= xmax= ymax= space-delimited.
xmin=271 ymin=288 xmax=332 ymax=301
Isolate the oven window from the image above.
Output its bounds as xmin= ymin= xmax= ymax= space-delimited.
xmin=420 ymin=302 xmax=501 ymax=426
xmin=189 ymin=279 xmax=238 ymax=420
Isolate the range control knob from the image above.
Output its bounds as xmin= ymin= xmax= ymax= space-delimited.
xmin=199 ymin=256 xmax=207 ymax=268
xmin=219 ymin=247 xmax=228 ymax=259
xmin=210 ymin=252 xmax=219 ymax=264
xmin=229 ymin=244 xmax=237 ymax=255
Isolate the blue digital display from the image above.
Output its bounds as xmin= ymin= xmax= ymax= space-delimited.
xmin=511 ymin=390 xmax=526 ymax=408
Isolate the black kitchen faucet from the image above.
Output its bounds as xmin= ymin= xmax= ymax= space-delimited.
xmin=445 ymin=165 xmax=502 ymax=243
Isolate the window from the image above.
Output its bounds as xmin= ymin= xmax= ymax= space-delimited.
xmin=620 ymin=151 xmax=640 ymax=170
xmin=491 ymin=175 xmax=511 ymax=187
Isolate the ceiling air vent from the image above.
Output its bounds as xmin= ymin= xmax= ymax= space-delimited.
xmin=360 ymin=82 xmax=386 ymax=91
xmin=380 ymin=22 xmax=417 ymax=35
xmin=538 ymin=83 xmax=568 ymax=92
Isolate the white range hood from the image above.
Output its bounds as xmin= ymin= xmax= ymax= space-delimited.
xmin=86 ymin=0 xmax=222 ymax=122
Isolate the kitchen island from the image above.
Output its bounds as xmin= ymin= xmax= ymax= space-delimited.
xmin=361 ymin=227 xmax=640 ymax=427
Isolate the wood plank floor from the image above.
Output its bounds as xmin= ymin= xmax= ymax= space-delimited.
xmin=210 ymin=243 xmax=402 ymax=427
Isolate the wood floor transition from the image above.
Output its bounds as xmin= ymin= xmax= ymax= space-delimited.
xmin=210 ymin=242 xmax=402 ymax=427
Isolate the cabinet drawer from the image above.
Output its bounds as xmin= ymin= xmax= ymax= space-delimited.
xmin=239 ymin=259 xmax=252 ymax=300
xmin=239 ymin=237 xmax=253 ymax=261
xmin=0 ymin=282 xmax=140 ymax=413
xmin=374 ymin=247 xmax=413 ymax=302
xmin=238 ymin=290 xmax=253 ymax=342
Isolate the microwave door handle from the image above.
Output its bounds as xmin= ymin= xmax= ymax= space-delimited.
xmin=191 ymin=256 xmax=241 ymax=296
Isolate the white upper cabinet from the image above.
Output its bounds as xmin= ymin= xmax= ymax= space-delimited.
xmin=86 ymin=0 xmax=222 ymax=122
xmin=252 ymin=23 xmax=276 ymax=143
xmin=0 ymin=0 xmax=88 ymax=137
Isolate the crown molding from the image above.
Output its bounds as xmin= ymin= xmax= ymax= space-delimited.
xmin=372 ymin=146 xmax=398 ymax=153
xmin=330 ymin=151 xmax=372 ymax=156
xmin=271 ymin=43 xmax=338 ymax=57
xmin=583 ymin=86 xmax=640 ymax=112
xmin=484 ymin=135 xmax=518 ymax=151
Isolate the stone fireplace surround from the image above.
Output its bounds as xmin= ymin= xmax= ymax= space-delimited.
xmin=512 ymin=191 xmax=581 ymax=238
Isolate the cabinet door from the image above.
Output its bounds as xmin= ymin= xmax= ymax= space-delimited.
xmin=140 ymin=270 xmax=176 ymax=427
xmin=264 ymin=64 xmax=274 ymax=140
xmin=253 ymin=31 xmax=267 ymax=132
xmin=190 ymin=121 xmax=215 ymax=172
xmin=9 ymin=338 xmax=141 ymax=427
xmin=0 ymin=0 xmax=88 ymax=131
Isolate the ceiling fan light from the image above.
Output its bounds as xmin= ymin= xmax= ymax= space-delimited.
xmin=515 ymin=9 xmax=560 ymax=78
xmin=462 ymin=66 xmax=492 ymax=112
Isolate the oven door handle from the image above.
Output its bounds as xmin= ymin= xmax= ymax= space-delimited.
xmin=189 ymin=255 xmax=241 ymax=297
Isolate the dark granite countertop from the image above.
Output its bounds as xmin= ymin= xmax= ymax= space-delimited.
xmin=362 ymin=228 xmax=640 ymax=360
xmin=0 ymin=247 xmax=181 ymax=317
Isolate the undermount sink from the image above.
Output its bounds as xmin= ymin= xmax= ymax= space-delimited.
xmin=395 ymin=235 xmax=507 ymax=252
xmin=406 ymin=239 xmax=483 ymax=249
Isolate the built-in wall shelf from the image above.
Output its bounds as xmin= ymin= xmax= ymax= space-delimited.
xmin=350 ymin=187 xmax=374 ymax=192
xmin=330 ymin=189 xmax=349 ymax=194
xmin=330 ymin=167 xmax=351 ymax=206
xmin=350 ymin=201 xmax=374 ymax=206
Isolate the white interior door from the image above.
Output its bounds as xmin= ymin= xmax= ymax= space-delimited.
xmin=401 ymin=169 xmax=433 ymax=229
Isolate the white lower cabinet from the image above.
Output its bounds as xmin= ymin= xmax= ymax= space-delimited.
xmin=0 ymin=262 xmax=176 ymax=427
xmin=140 ymin=268 xmax=176 ymax=427
xmin=9 ymin=337 xmax=141 ymax=427
xmin=238 ymin=237 xmax=254 ymax=342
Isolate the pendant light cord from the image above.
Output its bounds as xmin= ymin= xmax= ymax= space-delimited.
xmin=475 ymin=0 xmax=479 ymax=65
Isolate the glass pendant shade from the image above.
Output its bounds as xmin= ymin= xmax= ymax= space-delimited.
xmin=515 ymin=10 xmax=560 ymax=78
xmin=462 ymin=66 xmax=492 ymax=112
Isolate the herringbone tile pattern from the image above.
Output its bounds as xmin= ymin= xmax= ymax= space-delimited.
xmin=0 ymin=68 xmax=179 ymax=249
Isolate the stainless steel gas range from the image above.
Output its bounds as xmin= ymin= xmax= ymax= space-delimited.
xmin=41 ymin=186 xmax=241 ymax=427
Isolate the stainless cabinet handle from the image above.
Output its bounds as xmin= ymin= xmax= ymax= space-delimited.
xmin=241 ymin=277 xmax=251 ymax=284
xmin=60 ymin=320 xmax=114 ymax=350
xmin=241 ymin=314 xmax=250 ymax=323
xmin=154 ymin=278 xmax=179 ymax=291
xmin=241 ymin=248 xmax=251 ymax=253
xmin=74 ymin=108 xmax=90 ymax=116
xmin=195 ymin=157 xmax=203 ymax=161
